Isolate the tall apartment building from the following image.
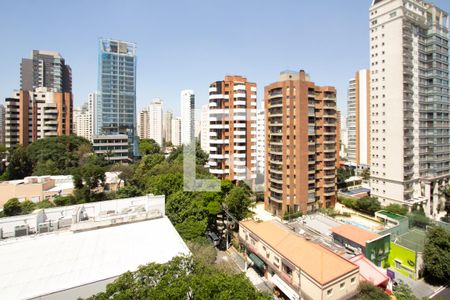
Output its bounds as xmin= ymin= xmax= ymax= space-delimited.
xmin=5 ymin=88 xmax=72 ymax=148
xmin=171 ymin=117 xmax=182 ymax=146
xmin=138 ymin=108 xmax=149 ymax=139
xmin=340 ymin=114 xmax=349 ymax=160
xmin=265 ymin=70 xmax=339 ymax=216
xmin=96 ymin=39 xmax=138 ymax=157
xmin=200 ymin=104 xmax=210 ymax=152
xmin=73 ymin=93 xmax=96 ymax=141
xmin=73 ymin=105 xmax=90 ymax=140
xmin=88 ymin=92 xmax=97 ymax=136
xmin=180 ymin=90 xmax=195 ymax=145
xmin=369 ymin=0 xmax=449 ymax=218
xmin=208 ymin=75 xmax=257 ymax=182
xmin=256 ymin=109 xmax=266 ymax=175
xmin=4 ymin=50 xmax=73 ymax=148
xmin=148 ymin=99 xmax=163 ymax=146
xmin=0 ymin=105 xmax=5 ymax=145
xmin=20 ymin=50 xmax=72 ymax=93
xmin=347 ymin=69 xmax=371 ymax=166
xmin=163 ymin=111 xmax=173 ymax=144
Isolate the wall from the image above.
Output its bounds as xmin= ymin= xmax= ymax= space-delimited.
xmin=387 ymin=242 xmax=417 ymax=279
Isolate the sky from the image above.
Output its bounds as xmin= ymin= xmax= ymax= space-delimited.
xmin=1 ymin=0 xmax=449 ymax=117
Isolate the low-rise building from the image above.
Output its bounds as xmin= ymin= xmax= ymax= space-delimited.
xmin=0 ymin=194 xmax=190 ymax=299
xmin=331 ymin=224 xmax=390 ymax=266
xmin=239 ymin=220 xmax=359 ymax=300
xmin=92 ymin=134 xmax=131 ymax=162
xmin=0 ymin=172 xmax=124 ymax=208
xmin=0 ymin=175 xmax=74 ymax=208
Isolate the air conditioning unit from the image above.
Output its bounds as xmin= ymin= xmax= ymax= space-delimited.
xmin=38 ymin=223 xmax=50 ymax=233
xmin=15 ymin=225 xmax=29 ymax=237
xmin=57 ymin=218 xmax=72 ymax=229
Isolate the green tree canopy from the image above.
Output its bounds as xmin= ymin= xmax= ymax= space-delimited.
xmin=6 ymin=146 xmax=33 ymax=179
xmin=423 ymin=226 xmax=450 ymax=285
xmin=26 ymin=135 xmax=92 ymax=175
xmin=3 ymin=198 xmax=22 ymax=216
xmin=224 ymin=185 xmax=253 ymax=221
xmin=384 ymin=204 xmax=408 ymax=216
xmin=357 ymin=282 xmax=389 ymax=300
xmin=139 ymin=139 xmax=161 ymax=156
xmin=86 ymin=256 xmax=271 ymax=300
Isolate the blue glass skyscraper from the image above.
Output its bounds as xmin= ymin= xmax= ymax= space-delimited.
xmin=96 ymin=38 xmax=138 ymax=157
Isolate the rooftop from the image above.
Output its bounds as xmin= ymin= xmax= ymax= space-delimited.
xmin=331 ymin=224 xmax=380 ymax=247
xmin=349 ymin=255 xmax=389 ymax=287
xmin=240 ymin=220 xmax=358 ymax=285
xmin=0 ymin=194 xmax=188 ymax=299
xmin=0 ymin=216 xmax=189 ymax=300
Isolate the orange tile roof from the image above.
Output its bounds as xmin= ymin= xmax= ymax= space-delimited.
xmin=240 ymin=220 xmax=358 ymax=285
xmin=331 ymin=224 xmax=379 ymax=246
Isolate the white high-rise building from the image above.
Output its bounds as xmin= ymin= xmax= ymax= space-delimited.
xmin=200 ymin=104 xmax=210 ymax=152
xmin=256 ymin=109 xmax=265 ymax=175
xmin=180 ymin=90 xmax=195 ymax=145
xmin=347 ymin=69 xmax=370 ymax=166
xmin=163 ymin=111 xmax=173 ymax=144
xmin=148 ymin=98 xmax=163 ymax=146
xmin=73 ymin=92 xmax=96 ymax=141
xmin=138 ymin=108 xmax=149 ymax=139
xmin=369 ymin=0 xmax=449 ymax=219
xmin=171 ymin=117 xmax=182 ymax=146
xmin=340 ymin=114 xmax=348 ymax=160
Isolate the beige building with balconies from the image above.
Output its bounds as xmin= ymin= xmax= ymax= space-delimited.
xmin=239 ymin=220 xmax=359 ymax=300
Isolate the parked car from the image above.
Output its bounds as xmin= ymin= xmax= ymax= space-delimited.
xmin=206 ymin=231 xmax=220 ymax=247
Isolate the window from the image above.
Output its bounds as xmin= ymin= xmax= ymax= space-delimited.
xmin=327 ymin=289 xmax=333 ymax=296
xmin=351 ymin=277 xmax=356 ymax=284
xmin=340 ymin=282 xmax=345 ymax=289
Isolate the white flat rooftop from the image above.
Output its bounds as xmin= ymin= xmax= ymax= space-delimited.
xmin=0 ymin=216 xmax=190 ymax=300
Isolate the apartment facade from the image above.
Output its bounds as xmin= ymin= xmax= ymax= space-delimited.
xmin=180 ymin=89 xmax=195 ymax=145
xmin=208 ymin=75 xmax=257 ymax=182
xmin=148 ymin=98 xmax=163 ymax=146
xmin=96 ymin=39 xmax=138 ymax=157
xmin=0 ymin=105 xmax=5 ymax=145
xmin=5 ymin=88 xmax=72 ymax=148
xmin=171 ymin=117 xmax=182 ymax=146
xmin=369 ymin=0 xmax=450 ymax=219
xmin=239 ymin=220 xmax=359 ymax=300
xmin=200 ymin=104 xmax=209 ymax=152
xmin=163 ymin=111 xmax=173 ymax=144
xmin=347 ymin=69 xmax=371 ymax=166
xmin=20 ymin=50 xmax=72 ymax=93
xmin=138 ymin=108 xmax=149 ymax=139
xmin=256 ymin=109 xmax=266 ymax=175
xmin=265 ymin=70 xmax=339 ymax=216
xmin=73 ymin=93 xmax=96 ymax=142
xmin=92 ymin=134 xmax=130 ymax=162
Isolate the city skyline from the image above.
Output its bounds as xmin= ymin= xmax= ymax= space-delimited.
xmin=2 ymin=1 xmax=448 ymax=116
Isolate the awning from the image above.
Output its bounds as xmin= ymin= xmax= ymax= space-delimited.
xmin=271 ymin=274 xmax=300 ymax=300
xmin=248 ymin=252 xmax=266 ymax=270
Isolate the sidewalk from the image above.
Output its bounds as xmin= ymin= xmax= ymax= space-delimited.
xmin=395 ymin=271 xmax=439 ymax=299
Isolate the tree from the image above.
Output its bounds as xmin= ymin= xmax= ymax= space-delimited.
xmin=355 ymin=197 xmax=381 ymax=216
xmin=3 ymin=198 xmax=22 ymax=216
xmin=33 ymin=160 xmax=59 ymax=176
xmin=393 ymin=280 xmax=418 ymax=300
xmin=357 ymin=282 xmax=389 ymax=300
xmin=360 ymin=168 xmax=370 ymax=180
xmin=35 ymin=199 xmax=55 ymax=209
xmin=384 ymin=204 xmax=408 ymax=216
xmin=223 ymin=185 xmax=253 ymax=220
xmin=423 ymin=227 xmax=450 ymax=285
xmin=139 ymin=139 xmax=161 ymax=155
xmin=6 ymin=146 xmax=33 ymax=179
xmin=146 ymin=173 xmax=183 ymax=198
xmin=86 ymin=256 xmax=271 ymax=300
xmin=26 ymin=135 xmax=92 ymax=175
xmin=20 ymin=200 xmax=36 ymax=214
